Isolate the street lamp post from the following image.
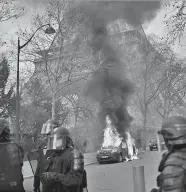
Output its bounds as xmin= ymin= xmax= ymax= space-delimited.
xmin=16 ymin=24 xmax=55 ymax=142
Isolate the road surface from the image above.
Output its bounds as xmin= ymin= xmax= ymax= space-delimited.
xmin=24 ymin=151 xmax=163 ymax=192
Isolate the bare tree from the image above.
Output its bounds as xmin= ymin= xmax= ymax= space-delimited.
xmin=164 ymin=0 xmax=186 ymax=43
xmin=127 ymin=35 xmax=167 ymax=131
xmin=122 ymin=34 xmax=186 ymax=149
xmin=0 ymin=0 xmax=24 ymax=22
xmin=17 ymin=0 xmax=96 ymax=127
xmin=151 ymin=51 xmax=186 ymax=119
xmin=0 ymin=0 xmax=24 ymax=46
xmin=131 ymin=35 xmax=186 ymax=125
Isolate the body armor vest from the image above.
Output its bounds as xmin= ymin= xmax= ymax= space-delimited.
xmin=35 ymin=148 xmax=84 ymax=192
xmin=0 ymin=142 xmax=25 ymax=192
xmin=157 ymin=150 xmax=186 ymax=192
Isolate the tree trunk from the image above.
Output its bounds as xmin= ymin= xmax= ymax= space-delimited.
xmin=47 ymin=93 xmax=56 ymax=149
xmin=163 ymin=97 xmax=167 ymax=119
xmin=141 ymin=107 xmax=147 ymax=150
xmin=156 ymin=133 xmax=162 ymax=152
xmin=52 ymin=94 xmax=56 ymax=120
xmin=158 ymin=96 xmax=168 ymax=153
xmin=143 ymin=108 xmax=147 ymax=130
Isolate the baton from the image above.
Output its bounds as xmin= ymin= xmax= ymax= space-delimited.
xmin=27 ymin=152 xmax=35 ymax=175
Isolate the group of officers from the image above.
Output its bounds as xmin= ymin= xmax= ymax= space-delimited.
xmin=0 ymin=118 xmax=88 ymax=192
xmin=0 ymin=116 xmax=186 ymax=192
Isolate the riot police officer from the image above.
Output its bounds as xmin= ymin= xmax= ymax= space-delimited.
xmin=151 ymin=116 xmax=186 ymax=192
xmin=34 ymin=119 xmax=87 ymax=192
xmin=0 ymin=118 xmax=25 ymax=192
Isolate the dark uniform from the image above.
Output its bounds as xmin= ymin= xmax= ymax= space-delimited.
xmin=34 ymin=125 xmax=87 ymax=192
xmin=151 ymin=116 xmax=186 ymax=192
xmin=0 ymin=118 xmax=25 ymax=192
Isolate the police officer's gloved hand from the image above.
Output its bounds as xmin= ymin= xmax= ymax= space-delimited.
xmin=40 ymin=172 xmax=58 ymax=184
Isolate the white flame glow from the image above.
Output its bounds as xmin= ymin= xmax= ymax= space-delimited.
xmin=102 ymin=116 xmax=139 ymax=160
xmin=102 ymin=116 xmax=122 ymax=148
xmin=125 ymin=132 xmax=139 ymax=160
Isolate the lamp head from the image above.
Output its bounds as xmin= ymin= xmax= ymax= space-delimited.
xmin=45 ymin=26 xmax=56 ymax=35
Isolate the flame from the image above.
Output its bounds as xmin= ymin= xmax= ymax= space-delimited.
xmin=102 ymin=116 xmax=139 ymax=160
xmin=102 ymin=116 xmax=122 ymax=148
xmin=125 ymin=132 xmax=139 ymax=160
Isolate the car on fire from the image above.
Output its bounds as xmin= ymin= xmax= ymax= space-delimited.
xmin=97 ymin=143 xmax=128 ymax=164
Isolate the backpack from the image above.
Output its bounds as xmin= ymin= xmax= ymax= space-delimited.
xmin=0 ymin=142 xmax=25 ymax=192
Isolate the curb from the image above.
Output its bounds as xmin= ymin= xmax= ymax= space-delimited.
xmin=24 ymin=161 xmax=97 ymax=180
xmin=84 ymin=161 xmax=97 ymax=166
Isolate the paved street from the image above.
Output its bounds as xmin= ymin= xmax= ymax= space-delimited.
xmin=24 ymin=151 xmax=164 ymax=192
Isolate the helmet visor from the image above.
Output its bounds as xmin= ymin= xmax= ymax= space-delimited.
xmin=53 ymin=134 xmax=67 ymax=150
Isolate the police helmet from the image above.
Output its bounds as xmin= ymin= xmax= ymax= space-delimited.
xmin=54 ymin=127 xmax=70 ymax=137
xmin=158 ymin=116 xmax=186 ymax=145
xmin=41 ymin=119 xmax=60 ymax=135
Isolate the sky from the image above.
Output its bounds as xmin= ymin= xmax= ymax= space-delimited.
xmin=1 ymin=0 xmax=185 ymax=85
xmin=0 ymin=0 xmax=47 ymax=85
xmin=145 ymin=4 xmax=186 ymax=57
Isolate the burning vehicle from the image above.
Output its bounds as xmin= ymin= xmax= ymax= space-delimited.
xmin=97 ymin=116 xmax=138 ymax=164
xmin=97 ymin=145 xmax=125 ymax=164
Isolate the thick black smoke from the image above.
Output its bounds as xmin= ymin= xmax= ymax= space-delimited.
xmin=69 ymin=1 xmax=161 ymax=138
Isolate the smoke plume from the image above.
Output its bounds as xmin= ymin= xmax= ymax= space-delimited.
xmin=69 ymin=1 xmax=161 ymax=138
